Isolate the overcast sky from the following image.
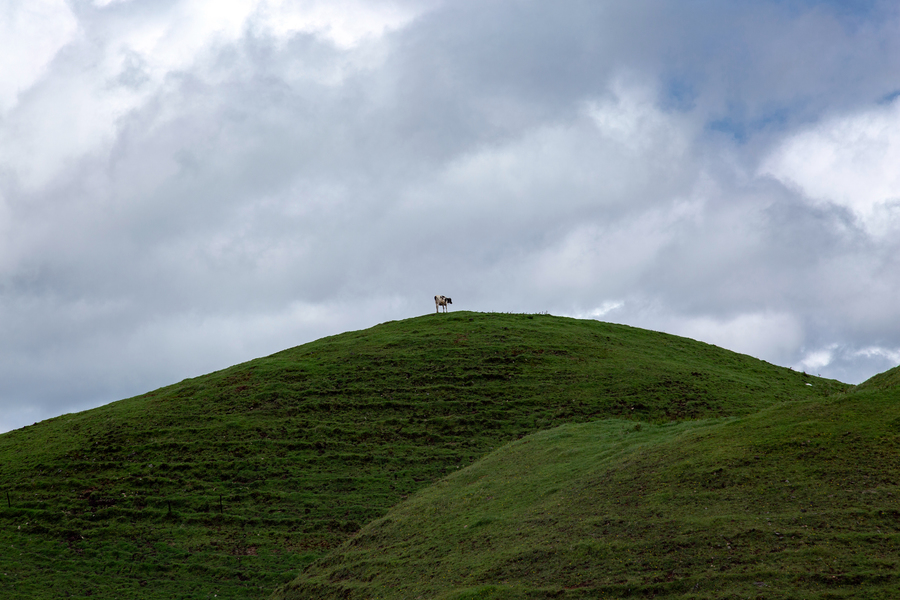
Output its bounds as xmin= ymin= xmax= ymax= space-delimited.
xmin=2 ymin=0 xmax=900 ymax=431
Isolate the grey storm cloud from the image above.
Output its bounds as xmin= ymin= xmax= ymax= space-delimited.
xmin=1 ymin=0 xmax=900 ymax=431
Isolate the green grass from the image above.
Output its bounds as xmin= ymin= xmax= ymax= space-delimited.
xmin=0 ymin=312 xmax=848 ymax=598
xmin=277 ymin=385 xmax=900 ymax=599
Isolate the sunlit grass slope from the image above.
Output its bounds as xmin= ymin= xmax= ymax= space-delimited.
xmin=277 ymin=384 xmax=900 ymax=600
xmin=0 ymin=312 xmax=845 ymax=599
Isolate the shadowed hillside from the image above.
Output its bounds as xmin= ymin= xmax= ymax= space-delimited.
xmin=0 ymin=312 xmax=847 ymax=599
xmin=277 ymin=385 xmax=900 ymax=599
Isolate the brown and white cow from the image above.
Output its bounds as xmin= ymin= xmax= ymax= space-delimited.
xmin=435 ymin=295 xmax=452 ymax=313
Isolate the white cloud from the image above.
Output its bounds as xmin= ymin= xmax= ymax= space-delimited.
xmin=0 ymin=0 xmax=78 ymax=112
xmin=791 ymin=344 xmax=900 ymax=381
xmin=587 ymin=78 xmax=691 ymax=158
xmin=0 ymin=0 xmax=426 ymax=191
xmin=854 ymin=345 xmax=900 ymax=365
xmin=102 ymin=0 xmax=423 ymax=82
xmin=531 ymin=210 xmax=686 ymax=295
xmin=573 ymin=301 xmax=625 ymax=320
xmin=256 ymin=0 xmax=425 ymax=49
xmin=761 ymin=98 xmax=900 ymax=235
xmin=404 ymin=83 xmax=697 ymax=225
xmin=672 ymin=312 xmax=804 ymax=365
xmin=794 ymin=345 xmax=837 ymax=373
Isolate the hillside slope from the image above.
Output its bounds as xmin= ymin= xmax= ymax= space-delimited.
xmin=854 ymin=363 xmax=900 ymax=392
xmin=277 ymin=385 xmax=900 ymax=599
xmin=0 ymin=312 xmax=846 ymax=599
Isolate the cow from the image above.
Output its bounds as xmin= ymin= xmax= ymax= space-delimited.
xmin=435 ymin=295 xmax=452 ymax=313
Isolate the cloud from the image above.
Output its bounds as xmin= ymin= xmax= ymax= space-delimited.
xmin=255 ymin=0 xmax=429 ymax=49
xmin=792 ymin=343 xmax=900 ymax=382
xmin=795 ymin=345 xmax=838 ymax=373
xmin=761 ymin=98 xmax=900 ymax=235
xmin=0 ymin=0 xmax=425 ymax=191
xmin=0 ymin=0 xmax=78 ymax=112
xmin=574 ymin=301 xmax=625 ymax=320
xmin=633 ymin=310 xmax=805 ymax=366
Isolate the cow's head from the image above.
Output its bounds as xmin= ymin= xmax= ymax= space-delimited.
xmin=446 ymin=298 xmax=452 ymax=304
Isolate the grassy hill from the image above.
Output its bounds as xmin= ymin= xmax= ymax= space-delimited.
xmin=0 ymin=312 xmax=847 ymax=599
xmin=279 ymin=383 xmax=900 ymax=599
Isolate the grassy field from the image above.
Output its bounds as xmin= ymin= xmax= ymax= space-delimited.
xmin=0 ymin=312 xmax=848 ymax=598
xmin=278 ymin=384 xmax=900 ymax=599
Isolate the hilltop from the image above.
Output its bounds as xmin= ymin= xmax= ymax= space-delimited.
xmin=0 ymin=312 xmax=847 ymax=599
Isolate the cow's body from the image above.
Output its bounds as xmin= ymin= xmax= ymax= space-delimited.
xmin=435 ymin=295 xmax=452 ymax=313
